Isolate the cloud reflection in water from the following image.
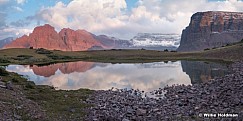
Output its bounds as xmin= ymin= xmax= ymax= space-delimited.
xmin=6 ymin=61 xmax=191 ymax=92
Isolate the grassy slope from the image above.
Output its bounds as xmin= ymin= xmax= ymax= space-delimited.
xmin=0 ymin=68 xmax=93 ymax=120
xmin=197 ymin=44 xmax=243 ymax=61
xmin=0 ymin=43 xmax=242 ymax=65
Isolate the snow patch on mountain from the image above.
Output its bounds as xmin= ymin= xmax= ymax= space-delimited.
xmin=131 ymin=33 xmax=180 ymax=48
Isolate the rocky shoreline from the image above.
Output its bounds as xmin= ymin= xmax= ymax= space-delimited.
xmin=0 ymin=80 xmax=47 ymax=120
xmin=85 ymin=62 xmax=243 ymax=120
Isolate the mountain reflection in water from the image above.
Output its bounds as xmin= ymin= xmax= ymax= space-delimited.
xmin=30 ymin=61 xmax=95 ymax=77
xmin=181 ymin=61 xmax=231 ymax=84
xmin=6 ymin=61 xmax=230 ymax=92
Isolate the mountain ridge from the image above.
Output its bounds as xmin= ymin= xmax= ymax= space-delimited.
xmin=4 ymin=24 xmax=180 ymax=51
xmin=4 ymin=24 xmax=110 ymax=51
xmin=0 ymin=37 xmax=14 ymax=48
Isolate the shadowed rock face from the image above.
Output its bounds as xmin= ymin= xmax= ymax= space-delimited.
xmin=4 ymin=24 xmax=106 ymax=51
xmin=31 ymin=61 xmax=94 ymax=77
xmin=181 ymin=61 xmax=230 ymax=84
xmin=177 ymin=11 xmax=243 ymax=52
xmin=93 ymin=35 xmax=116 ymax=48
xmin=93 ymin=35 xmax=132 ymax=49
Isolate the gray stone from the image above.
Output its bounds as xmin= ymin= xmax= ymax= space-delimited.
xmin=136 ymin=109 xmax=146 ymax=116
xmin=126 ymin=108 xmax=134 ymax=114
xmin=70 ymin=109 xmax=76 ymax=113
xmin=14 ymin=114 xmax=21 ymax=119
xmin=6 ymin=81 xmax=13 ymax=90
xmin=194 ymin=106 xmax=200 ymax=110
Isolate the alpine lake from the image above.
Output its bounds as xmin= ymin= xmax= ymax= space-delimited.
xmin=5 ymin=60 xmax=231 ymax=95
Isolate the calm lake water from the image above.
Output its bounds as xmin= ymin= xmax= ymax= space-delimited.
xmin=6 ymin=61 xmax=230 ymax=92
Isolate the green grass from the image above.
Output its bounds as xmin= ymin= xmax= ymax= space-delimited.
xmin=0 ymin=69 xmax=94 ymax=120
xmin=0 ymin=42 xmax=242 ymax=66
xmin=25 ymin=86 xmax=93 ymax=120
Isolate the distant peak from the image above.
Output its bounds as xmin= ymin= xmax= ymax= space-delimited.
xmin=5 ymin=37 xmax=14 ymax=40
xmin=43 ymin=24 xmax=54 ymax=27
xmin=75 ymin=29 xmax=91 ymax=34
xmin=35 ymin=24 xmax=54 ymax=28
xmin=98 ymin=35 xmax=108 ymax=37
xmin=32 ymin=24 xmax=56 ymax=34
xmin=60 ymin=28 xmax=75 ymax=33
xmin=35 ymin=24 xmax=55 ymax=30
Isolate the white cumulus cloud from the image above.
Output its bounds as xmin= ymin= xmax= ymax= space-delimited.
xmin=13 ymin=6 xmax=23 ymax=12
xmin=37 ymin=0 xmax=127 ymax=31
xmin=16 ymin=0 xmax=26 ymax=4
xmin=0 ymin=27 xmax=32 ymax=39
xmin=20 ymin=0 xmax=243 ymax=39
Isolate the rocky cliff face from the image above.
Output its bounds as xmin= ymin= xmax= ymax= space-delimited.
xmin=93 ymin=35 xmax=132 ymax=49
xmin=177 ymin=11 xmax=243 ymax=51
xmin=4 ymin=24 xmax=106 ymax=51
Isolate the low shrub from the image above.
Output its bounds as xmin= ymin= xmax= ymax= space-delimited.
xmin=170 ymin=50 xmax=177 ymax=52
xmin=0 ymin=67 xmax=9 ymax=76
xmin=36 ymin=48 xmax=52 ymax=54
xmin=12 ymin=78 xmax=19 ymax=83
xmin=25 ymin=81 xmax=35 ymax=89
xmin=17 ymin=55 xmax=33 ymax=59
xmin=0 ymin=58 xmax=10 ymax=63
xmin=47 ymin=54 xmax=72 ymax=60
xmin=204 ymin=48 xmax=210 ymax=51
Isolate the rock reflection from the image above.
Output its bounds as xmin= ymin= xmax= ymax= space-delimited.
xmin=181 ymin=61 xmax=230 ymax=84
xmin=30 ymin=61 xmax=95 ymax=77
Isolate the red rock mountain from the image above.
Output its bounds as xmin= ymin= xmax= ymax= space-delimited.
xmin=177 ymin=11 xmax=243 ymax=52
xmin=4 ymin=24 xmax=114 ymax=51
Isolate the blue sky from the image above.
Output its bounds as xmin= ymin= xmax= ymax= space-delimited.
xmin=6 ymin=0 xmax=139 ymax=26
xmin=1 ymin=0 xmax=243 ymax=40
xmin=7 ymin=0 xmax=71 ymax=25
xmin=126 ymin=0 xmax=139 ymax=9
